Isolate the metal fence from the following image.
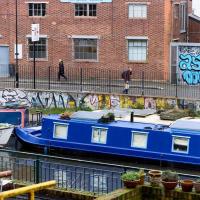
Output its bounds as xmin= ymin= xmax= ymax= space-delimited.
xmin=0 ymin=65 xmax=200 ymax=100
xmin=0 ymin=149 xmax=200 ymax=196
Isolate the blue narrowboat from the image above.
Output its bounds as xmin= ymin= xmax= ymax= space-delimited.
xmin=15 ymin=111 xmax=200 ymax=166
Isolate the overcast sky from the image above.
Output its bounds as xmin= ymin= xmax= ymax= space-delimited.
xmin=193 ymin=0 xmax=200 ymax=16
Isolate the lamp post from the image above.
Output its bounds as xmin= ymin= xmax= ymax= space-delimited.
xmin=15 ymin=0 xmax=19 ymax=88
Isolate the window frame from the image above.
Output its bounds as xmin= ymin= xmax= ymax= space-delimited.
xmin=127 ymin=38 xmax=148 ymax=62
xmin=171 ymin=135 xmax=190 ymax=154
xmin=73 ymin=38 xmax=98 ymax=61
xmin=91 ymin=126 xmax=108 ymax=144
xmin=28 ymin=3 xmax=47 ymax=17
xmin=180 ymin=3 xmax=186 ymax=33
xmin=53 ymin=122 xmax=69 ymax=140
xmin=27 ymin=36 xmax=48 ymax=61
xmin=74 ymin=3 xmax=97 ymax=17
xmin=131 ymin=131 xmax=149 ymax=149
xmin=128 ymin=4 xmax=147 ymax=19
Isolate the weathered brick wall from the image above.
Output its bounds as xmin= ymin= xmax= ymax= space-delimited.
xmin=0 ymin=0 xmax=191 ymax=79
xmin=189 ymin=15 xmax=200 ymax=43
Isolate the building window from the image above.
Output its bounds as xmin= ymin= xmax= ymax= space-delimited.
xmin=172 ymin=136 xmax=189 ymax=153
xmin=53 ymin=123 xmax=69 ymax=139
xmin=128 ymin=39 xmax=147 ymax=62
xmin=128 ymin=4 xmax=147 ymax=19
xmin=29 ymin=3 xmax=46 ymax=17
xmin=74 ymin=38 xmax=97 ymax=60
xmin=75 ymin=4 xmax=96 ymax=17
xmin=92 ymin=127 xmax=107 ymax=144
xmin=28 ymin=38 xmax=47 ymax=59
xmin=131 ymin=131 xmax=148 ymax=149
xmin=180 ymin=3 xmax=186 ymax=32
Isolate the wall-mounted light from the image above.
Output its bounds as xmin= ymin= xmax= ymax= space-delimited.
xmin=0 ymin=34 xmax=3 ymax=39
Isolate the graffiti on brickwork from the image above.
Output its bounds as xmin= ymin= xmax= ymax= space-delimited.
xmin=0 ymin=89 xmax=75 ymax=108
xmin=110 ymin=95 xmax=120 ymax=108
xmin=179 ymin=46 xmax=200 ymax=85
xmin=83 ymin=94 xmax=99 ymax=110
xmin=144 ymin=98 xmax=156 ymax=109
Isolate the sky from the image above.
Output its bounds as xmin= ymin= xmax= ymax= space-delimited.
xmin=193 ymin=0 xmax=200 ymax=16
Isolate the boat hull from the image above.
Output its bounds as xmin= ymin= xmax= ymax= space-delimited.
xmin=0 ymin=126 xmax=14 ymax=146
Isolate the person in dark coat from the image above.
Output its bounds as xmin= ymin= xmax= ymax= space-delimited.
xmin=58 ymin=59 xmax=67 ymax=81
xmin=122 ymin=67 xmax=132 ymax=82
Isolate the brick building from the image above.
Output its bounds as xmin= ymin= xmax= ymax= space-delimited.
xmin=189 ymin=14 xmax=200 ymax=43
xmin=0 ymin=0 xmax=192 ymax=78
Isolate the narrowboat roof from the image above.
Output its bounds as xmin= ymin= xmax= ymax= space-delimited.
xmin=170 ymin=117 xmax=200 ymax=131
xmin=44 ymin=114 xmax=169 ymax=131
xmin=70 ymin=109 xmax=156 ymax=120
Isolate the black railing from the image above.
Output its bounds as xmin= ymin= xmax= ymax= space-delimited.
xmin=0 ymin=65 xmax=200 ymax=100
xmin=0 ymin=149 xmax=200 ymax=195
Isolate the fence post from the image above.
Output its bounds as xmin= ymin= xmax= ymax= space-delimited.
xmin=34 ymin=159 xmax=40 ymax=184
xmin=48 ymin=66 xmax=51 ymax=90
xmin=175 ymin=72 xmax=178 ymax=99
xmin=80 ymin=68 xmax=83 ymax=92
xmin=141 ymin=71 xmax=144 ymax=96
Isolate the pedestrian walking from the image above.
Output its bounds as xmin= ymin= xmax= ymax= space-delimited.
xmin=121 ymin=67 xmax=132 ymax=82
xmin=123 ymin=81 xmax=129 ymax=94
xmin=121 ymin=67 xmax=132 ymax=93
xmin=58 ymin=59 xmax=67 ymax=81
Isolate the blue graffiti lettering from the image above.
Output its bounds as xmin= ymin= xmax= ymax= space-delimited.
xmin=179 ymin=53 xmax=200 ymax=85
xmin=182 ymin=71 xmax=200 ymax=85
xmin=179 ymin=54 xmax=192 ymax=70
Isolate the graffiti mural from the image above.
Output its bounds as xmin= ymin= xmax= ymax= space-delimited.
xmin=179 ymin=46 xmax=200 ymax=85
xmin=0 ymin=89 xmax=179 ymax=111
xmin=0 ymin=89 xmax=75 ymax=109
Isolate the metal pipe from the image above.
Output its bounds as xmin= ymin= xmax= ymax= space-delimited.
xmin=0 ymin=180 xmax=56 ymax=199
xmin=0 ymin=170 xmax=12 ymax=178
xmin=15 ymin=0 xmax=19 ymax=88
xmin=130 ymin=111 xmax=134 ymax=122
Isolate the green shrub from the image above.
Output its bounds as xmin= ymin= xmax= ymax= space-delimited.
xmin=121 ymin=171 xmax=140 ymax=181
xmin=161 ymin=170 xmax=178 ymax=182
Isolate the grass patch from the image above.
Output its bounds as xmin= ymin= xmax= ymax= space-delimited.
xmin=29 ymin=106 xmax=92 ymax=115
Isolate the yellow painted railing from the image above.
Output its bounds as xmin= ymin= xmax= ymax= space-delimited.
xmin=0 ymin=180 xmax=56 ymax=200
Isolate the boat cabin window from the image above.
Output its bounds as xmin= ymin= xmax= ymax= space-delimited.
xmin=92 ymin=127 xmax=107 ymax=144
xmin=53 ymin=123 xmax=69 ymax=139
xmin=131 ymin=131 xmax=148 ymax=149
xmin=172 ymin=136 xmax=190 ymax=154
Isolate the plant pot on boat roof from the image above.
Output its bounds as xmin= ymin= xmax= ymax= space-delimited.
xmin=60 ymin=112 xmax=71 ymax=120
xmin=138 ymin=168 xmax=146 ymax=185
xmin=194 ymin=178 xmax=200 ymax=193
xmin=148 ymin=170 xmax=162 ymax=187
xmin=180 ymin=179 xmax=194 ymax=192
xmin=161 ymin=170 xmax=178 ymax=190
xmin=121 ymin=171 xmax=140 ymax=188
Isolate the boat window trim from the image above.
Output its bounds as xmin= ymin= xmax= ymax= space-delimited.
xmin=131 ymin=131 xmax=149 ymax=149
xmin=91 ymin=126 xmax=107 ymax=144
xmin=53 ymin=122 xmax=69 ymax=140
xmin=171 ymin=135 xmax=190 ymax=154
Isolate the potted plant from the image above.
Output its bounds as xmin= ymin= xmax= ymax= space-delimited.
xmin=148 ymin=170 xmax=162 ymax=187
xmin=161 ymin=170 xmax=178 ymax=190
xmin=121 ymin=171 xmax=140 ymax=188
xmin=194 ymin=179 xmax=200 ymax=193
xmin=60 ymin=112 xmax=71 ymax=119
xmin=180 ymin=179 xmax=194 ymax=192
xmin=98 ymin=113 xmax=115 ymax=123
xmin=138 ymin=168 xmax=146 ymax=185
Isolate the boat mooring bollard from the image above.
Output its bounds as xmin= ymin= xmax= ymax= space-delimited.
xmin=130 ymin=112 xmax=134 ymax=122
